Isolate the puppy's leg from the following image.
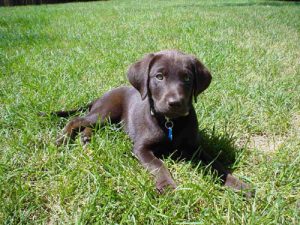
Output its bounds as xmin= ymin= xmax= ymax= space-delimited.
xmin=56 ymin=113 xmax=98 ymax=146
xmin=133 ymin=145 xmax=176 ymax=193
xmin=56 ymin=99 xmax=123 ymax=146
xmin=81 ymin=127 xmax=93 ymax=145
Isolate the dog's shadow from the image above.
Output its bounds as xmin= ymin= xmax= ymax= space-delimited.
xmin=196 ymin=129 xmax=240 ymax=170
xmin=159 ymin=128 xmax=244 ymax=174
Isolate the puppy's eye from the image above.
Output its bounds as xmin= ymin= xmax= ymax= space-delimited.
xmin=184 ymin=75 xmax=191 ymax=82
xmin=155 ymin=73 xmax=164 ymax=80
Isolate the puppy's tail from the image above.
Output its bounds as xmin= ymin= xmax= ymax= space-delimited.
xmin=39 ymin=102 xmax=93 ymax=118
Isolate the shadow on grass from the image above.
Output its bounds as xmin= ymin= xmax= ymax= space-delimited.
xmin=157 ymin=128 xmax=243 ymax=175
xmin=196 ymin=129 xmax=238 ymax=170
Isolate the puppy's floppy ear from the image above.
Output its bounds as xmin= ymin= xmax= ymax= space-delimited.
xmin=127 ymin=53 xmax=155 ymax=100
xmin=192 ymin=57 xmax=212 ymax=102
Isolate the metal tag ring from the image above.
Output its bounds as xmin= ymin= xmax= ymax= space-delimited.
xmin=165 ymin=120 xmax=174 ymax=129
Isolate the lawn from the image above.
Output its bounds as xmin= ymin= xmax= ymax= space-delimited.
xmin=0 ymin=0 xmax=300 ymax=224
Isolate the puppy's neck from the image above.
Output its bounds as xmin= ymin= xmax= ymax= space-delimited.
xmin=149 ymin=105 xmax=190 ymax=123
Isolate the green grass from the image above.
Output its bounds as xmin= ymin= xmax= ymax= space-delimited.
xmin=1 ymin=0 xmax=300 ymax=224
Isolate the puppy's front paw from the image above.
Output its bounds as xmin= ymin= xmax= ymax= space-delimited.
xmin=156 ymin=178 xmax=177 ymax=194
xmin=81 ymin=135 xmax=91 ymax=146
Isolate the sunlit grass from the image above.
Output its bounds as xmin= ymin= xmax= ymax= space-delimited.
xmin=1 ymin=0 xmax=299 ymax=224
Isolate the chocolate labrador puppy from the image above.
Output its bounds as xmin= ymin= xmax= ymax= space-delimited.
xmin=55 ymin=50 xmax=251 ymax=196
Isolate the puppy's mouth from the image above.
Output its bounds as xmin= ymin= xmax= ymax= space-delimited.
xmin=163 ymin=111 xmax=189 ymax=119
xmin=154 ymin=106 xmax=190 ymax=119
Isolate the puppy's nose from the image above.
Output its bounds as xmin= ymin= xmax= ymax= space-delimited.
xmin=168 ymin=98 xmax=183 ymax=108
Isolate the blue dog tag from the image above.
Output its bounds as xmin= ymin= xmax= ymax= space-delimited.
xmin=165 ymin=118 xmax=174 ymax=142
xmin=168 ymin=127 xmax=173 ymax=141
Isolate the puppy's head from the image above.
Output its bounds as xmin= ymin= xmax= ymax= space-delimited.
xmin=127 ymin=50 xmax=212 ymax=119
